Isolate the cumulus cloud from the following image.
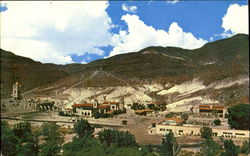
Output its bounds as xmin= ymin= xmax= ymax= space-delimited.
xmin=222 ymin=4 xmax=248 ymax=35
xmin=110 ymin=14 xmax=207 ymax=57
xmin=0 ymin=1 xmax=113 ymax=64
xmin=122 ymin=4 xmax=137 ymax=13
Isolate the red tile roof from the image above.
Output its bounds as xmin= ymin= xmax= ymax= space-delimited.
xmin=64 ymin=108 xmax=72 ymax=110
xmin=103 ymin=101 xmax=119 ymax=105
xmin=98 ymin=105 xmax=110 ymax=109
xmin=72 ymin=103 xmax=93 ymax=107
xmin=199 ymin=105 xmax=224 ymax=108
xmin=212 ymin=105 xmax=224 ymax=108
xmin=199 ymin=108 xmax=224 ymax=111
xmin=199 ymin=104 xmax=224 ymax=111
xmin=164 ymin=118 xmax=184 ymax=123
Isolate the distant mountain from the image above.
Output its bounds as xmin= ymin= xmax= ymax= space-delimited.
xmin=0 ymin=50 xmax=85 ymax=98
xmin=1 ymin=34 xmax=249 ymax=109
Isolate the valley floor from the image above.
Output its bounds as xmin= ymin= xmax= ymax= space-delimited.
xmin=1 ymin=109 xmax=249 ymax=153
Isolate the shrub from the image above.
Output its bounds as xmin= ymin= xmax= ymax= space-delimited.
xmin=213 ymin=119 xmax=221 ymax=126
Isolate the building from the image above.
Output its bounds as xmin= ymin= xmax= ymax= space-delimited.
xmin=12 ymin=82 xmax=21 ymax=100
xmin=63 ymin=107 xmax=73 ymax=115
xmin=71 ymin=101 xmax=124 ymax=118
xmin=150 ymin=122 xmax=249 ymax=138
xmin=72 ymin=103 xmax=94 ymax=118
xmin=162 ymin=118 xmax=184 ymax=126
xmin=102 ymin=101 xmax=124 ymax=111
xmin=97 ymin=104 xmax=110 ymax=114
xmin=193 ymin=104 xmax=227 ymax=118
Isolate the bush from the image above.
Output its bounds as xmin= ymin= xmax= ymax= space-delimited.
xmin=122 ymin=120 xmax=127 ymax=125
xmin=58 ymin=111 xmax=64 ymax=116
xmin=131 ymin=103 xmax=145 ymax=110
xmin=98 ymin=129 xmax=138 ymax=147
xmin=165 ymin=112 xmax=174 ymax=118
xmin=93 ymin=111 xmax=101 ymax=119
xmin=241 ymin=140 xmax=249 ymax=154
xmin=222 ymin=139 xmax=240 ymax=156
xmin=213 ymin=119 xmax=221 ymax=126
xmin=200 ymin=127 xmax=213 ymax=140
xmin=181 ymin=113 xmax=189 ymax=123
xmin=74 ymin=119 xmax=94 ymax=137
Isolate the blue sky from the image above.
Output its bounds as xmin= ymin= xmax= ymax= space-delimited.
xmin=0 ymin=1 xmax=248 ymax=64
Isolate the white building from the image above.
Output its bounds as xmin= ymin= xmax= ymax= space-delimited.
xmin=150 ymin=121 xmax=249 ymax=138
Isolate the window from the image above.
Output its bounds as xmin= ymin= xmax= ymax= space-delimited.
xmin=235 ymin=133 xmax=245 ymax=136
xmin=160 ymin=128 xmax=165 ymax=131
xmin=179 ymin=130 xmax=183 ymax=133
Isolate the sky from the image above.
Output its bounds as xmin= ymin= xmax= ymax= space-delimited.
xmin=0 ymin=1 xmax=248 ymax=64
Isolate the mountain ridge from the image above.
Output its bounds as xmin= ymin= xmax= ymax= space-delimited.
xmin=1 ymin=34 xmax=249 ymax=108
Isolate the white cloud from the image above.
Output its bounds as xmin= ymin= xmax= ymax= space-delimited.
xmin=0 ymin=1 xmax=113 ymax=64
xmin=222 ymin=4 xmax=248 ymax=35
xmin=122 ymin=4 xmax=137 ymax=13
xmin=110 ymin=14 xmax=207 ymax=57
xmin=209 ymin=37 xmax=214 ymax=41
xmin=81 ymin=61 xmax=87 ymax=64
xmin=167 ymin=0 xmax=179 ymax=4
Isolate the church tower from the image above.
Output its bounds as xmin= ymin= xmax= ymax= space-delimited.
xmin=12 ymin=82 xmax=21 ymax=100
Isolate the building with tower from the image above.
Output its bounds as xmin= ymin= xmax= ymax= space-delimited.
xmin=12 ymin=82 xmax=21 ymax=100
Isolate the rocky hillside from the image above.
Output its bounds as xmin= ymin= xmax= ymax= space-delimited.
xmin=0 ymin=49 xmax=85 ymax=98
xmin=1 ymin=34 xmax=249 ymax=110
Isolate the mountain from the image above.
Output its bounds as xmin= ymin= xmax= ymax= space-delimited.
xmin=1 ymin=34 xmax=249 ymax=110
xmin=0 ymin=50 xmax=85 ymax=98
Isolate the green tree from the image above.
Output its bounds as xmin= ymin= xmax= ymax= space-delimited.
xmin=98 ymin=129 xmax=138 ymax=147
xmin=181 ymin=113 xmax=189 ymax=123
xmin=240 ymin=140 xmax=249 ymax=155
xmin=74 ymin=119 xmax=94 ymax=137
xmin=200 ymin=127 xmax=213 ymax=140
xmin=213 ymin=119 xmax=221 ymax=126
xmin=63 ymin=136 xmax=155 ymax=156
xmin=13 ymin=122 xmax=32 ymax=142
xmin=15 ymin=122 xmax=39 ymax=156
xmin=160 ymin=131 xmax=180 ymax=156
xmin=200 ymin=138 xmax=220 ymax=156
xmin=165 ymin=112 xmax=174 ymax=118
xmin=63 ymin=136 xmax=104 ymax=156
xmin=227 ymin=104 xmax=250 ymax=130
xmin=93 ymin=110 xmax=101 ymax=119
xmin=17 ymin=134 xmax=40 ymax=156
xmin=39 ymin=122 xmax=64 ymax=156
xmin=1 ymin=121 xmax=20 ymax=156
xmin=221 ymin=139 xmax=240 ymax=156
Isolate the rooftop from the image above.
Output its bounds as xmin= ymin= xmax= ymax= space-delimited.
xmin=98 ymin=105 xmax=110 ymax=109
xmin=103 ymin=101 xmax=119 ymax=105
xmin=72 ymin=103 xmax=93 ymax=107
xmin=199 ymin=107 xmax=224 ymax=111
xmin=164 ymin=118 xmax=184 ymax=123
xmin=199 ymin=105 xmax=224 ymax=108
xmin=64 ymin=107 xmax=72 ymax=110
